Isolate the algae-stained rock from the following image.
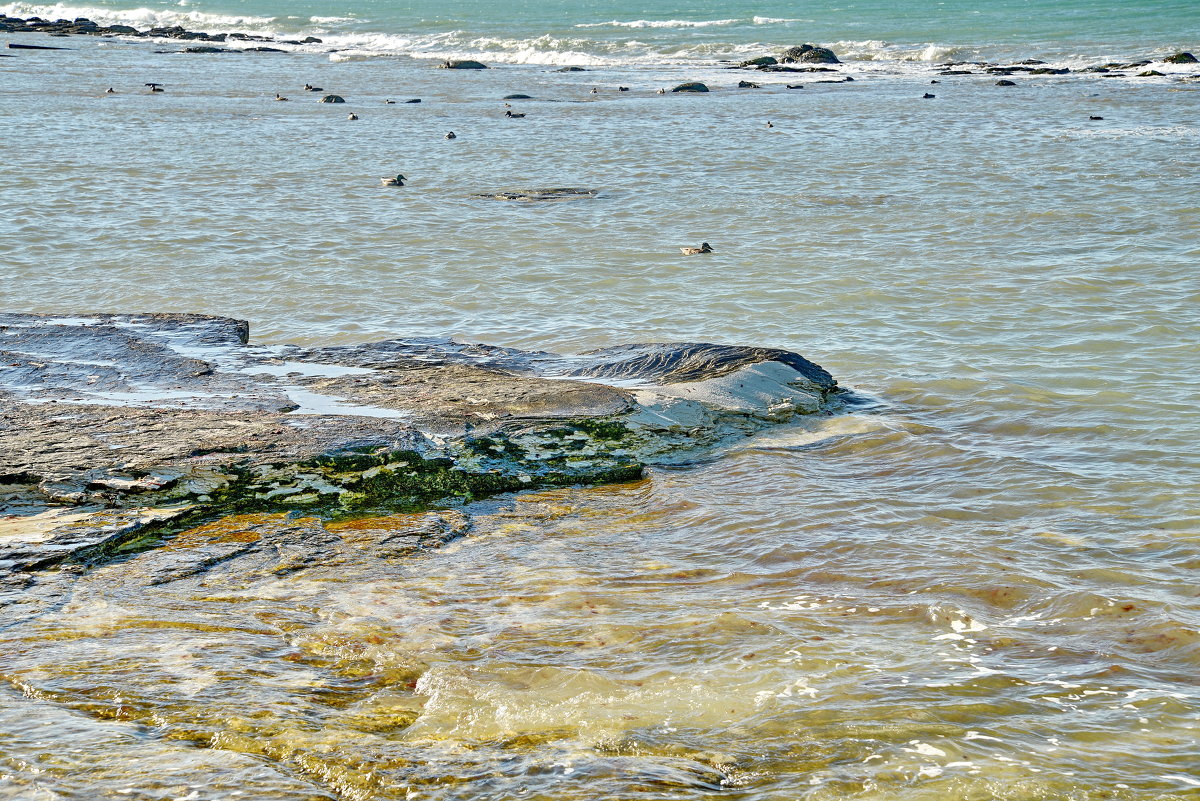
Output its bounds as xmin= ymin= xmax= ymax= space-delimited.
xmin=440 ymin=59 xmax=488 ymax=69
xmin=0 ymin=313 xmax=841 ymax=563
xmin=1164 ymin=52 xmax=1197 ymax=64
xmin=671 ymin=82 xmax=710 ymax=93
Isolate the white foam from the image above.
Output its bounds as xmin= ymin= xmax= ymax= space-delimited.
xmin=575 ymin=18 xmax=741 ymax=29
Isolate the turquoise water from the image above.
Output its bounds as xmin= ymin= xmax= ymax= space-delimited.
xmin=2 ymin=2 xmax=1200 ymax=799
xmin=3 ymin=0 xmax=1198 ymax=64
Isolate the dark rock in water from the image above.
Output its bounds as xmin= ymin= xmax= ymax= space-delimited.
xmin=555 ymin=66 xmax=587 ymax=72
xmin=1018 ymin=59 xmax=1046 ymax=65
xmin=440 ymin=59 xmax=488 ymax=69
xmin=1029 ymin=67 xmax=1070 ymax=74
xmin=740 ymin=56 xmax=777 ymax=67
xmin=243 ymin=46 xmax=284 ymax=52
xmin=737 ymin=80 xmax=760 ymax=88
xmin=182 ymin=46 xmax=227 ymax=53
xmin=474 ymin=188 xmax=598 ymax=201
xmin=995 ymin=79 xmax=1017 ymax=86
xmin=404 ymin=98 xmax=421 ymax=103
xmin=0 ymin=313 xmax=842 ymax=568
xmin=1138 ymin=70 xmax=1165 ymax=77
xmin=8 ymin=42 xmax=69 ymax=49
xmin=780 ymin=44 xmax=840 ymax=64
xmin=106 ymin=24 xmax=139 ymax=34
xmin=759 ymin=65 xmax=836 ymax=73
xmin=302 ymin=36 xmax=323 ymax=44
xmin=671 ymin=82 xmax=710 ymax=93
xmin=1164 ymin=52 xmax=1197 ymax=63
xmin=939 ymin=69 xmax=975 ymax=75
xmin=503 ymin=93 xmax=533 ymax=99
xmin=319 ymin=94 xmax=346 ymax=103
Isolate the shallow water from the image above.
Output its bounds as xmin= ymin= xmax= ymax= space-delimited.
xmin=2 ymin=11 xmax=1200 ymax=801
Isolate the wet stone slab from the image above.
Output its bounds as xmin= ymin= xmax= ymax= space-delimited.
xmin=0 ymin=313 xmax=842 ymax=568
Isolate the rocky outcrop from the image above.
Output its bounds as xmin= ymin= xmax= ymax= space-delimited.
xmin=671 ymin=82 xmax=710 ymax=93
xmin=780 ymin=44 xmax=840 ymax=64
xmin=1164 ymin=52 xmax=1197 ymax=64
xmin=319 ymin=94 xmax=345 ymax=103
xmin=1 ymin=314 xmax=842 ymax=568
xmin=0 ymin=13 xmax=316 ymax=46
xmin=440 ymin=59 xmax=488 ymax=69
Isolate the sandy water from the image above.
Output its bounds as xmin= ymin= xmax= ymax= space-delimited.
xmin=2 ymin=30 xmax=1200 ymax=800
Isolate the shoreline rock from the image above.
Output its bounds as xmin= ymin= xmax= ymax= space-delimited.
xmin=1 ymin=314 xmax=842 ymax=569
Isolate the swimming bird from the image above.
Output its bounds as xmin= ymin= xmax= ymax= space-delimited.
xmin=445 ymin=131 xmax=457 ymax=139
xmin=766 ymin=120 xmax=773 ymax=128
xmin=381 ymin=174 xmax=406 ymax=186
xmin=146 ymin=83 xmax=164 ymax=92
xmin=304 ymin=84 xmax=323 ymax=91
xmin=930 ymin=80 xmax=940 ymax=84
xmin=618 ymin=86 xmax=630 ymax=91
xmin=105 ymin=87 xmax=115 ymax=94
xmin=347 ymin=113 xmax=359 ymax=120
xmin=656 ymin=88 xmax=666 ymax=94
xmin=923 ymin=92 xmax=936 ymax=98
xmin=680 ymin=242 xmax=713 ymax=255
xmin=384 ymin=99 xmax=396 ymax=104
xmin=590 ymin=87 xmax=598 ymax=94
xmin=786 ymin=84 xmax=804 ymax=89
xmin=275 ymin=93 xmax=288 ymax=101
xmin=504 ymin=110 xmax=525 ymax=118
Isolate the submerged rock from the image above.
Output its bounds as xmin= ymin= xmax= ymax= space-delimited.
xmin=319 ymin=94 xmax=345 ymax=103
xmin=0 ymin=314 xmax=842 ymax=567
xmin=473 ymin=188 xmax=599 ymax=201
xmin=671 ymin=82 xmax=710 ymax=93
xmin=440 ymin=59 xmax=488 ymax=69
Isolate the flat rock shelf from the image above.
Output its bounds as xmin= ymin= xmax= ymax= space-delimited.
xmin=0 ymin=313 xmax=842 ymax=571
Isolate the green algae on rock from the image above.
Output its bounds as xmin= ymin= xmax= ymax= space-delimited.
xmin=0 ymin=313 xmax=842 ymax=568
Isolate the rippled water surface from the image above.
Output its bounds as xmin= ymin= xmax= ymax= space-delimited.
xmin=2 ymin=20 xmax=1200 ymax=801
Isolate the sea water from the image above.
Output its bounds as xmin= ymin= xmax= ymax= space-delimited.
xmin=1 ymin=1 xmax=1199 ymax=799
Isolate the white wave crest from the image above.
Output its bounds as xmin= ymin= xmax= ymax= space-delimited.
xmin=831 ymin=39 xmax=972 ymax=62
xmin=576 ymin=18 xmax=740 ymax=29
xmin=0 ymin=1 xmax=277 ymax=30
xmin=751 ymin=17 xmax=810 ymax=24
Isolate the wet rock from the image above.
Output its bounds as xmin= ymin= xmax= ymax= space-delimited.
xmin=1029 ymin=67 xmax=1070 ymax=74
xmin=1138 ymin=70 xmax=1165 ymax=77
xmin=503 ymin=93 xmax=534 ymax=99
xmin=7 ymin=42 xmax=69 ymax=50
xmin=740 ymin=56 xmax=777 ymax=67
xmin=780 ymin=44 xmax=840 ymax=64
xmin=1164 ymin=52 xmax=1197 ymax=63
xmin=555 ymin=66 xmax=587 ymax=72
xmin=995 ymin=79 xmax=1017 ymax=86
xmin=440 ymin=59 xmax=488 ymax=69
xmin=473 ymin=188 xmax=598 ymax=201
xmin=320 ymin=94 xmax=346 ymax=103
xmin=182 ymin=46 xmax=228 ymax=53
xmin=671 ymin=82 xmax=710 ymax=93
xmin=0 ymin=314 xmax=842 ymax=562
xmin=737 ymin=80 xmax=760 ymax=88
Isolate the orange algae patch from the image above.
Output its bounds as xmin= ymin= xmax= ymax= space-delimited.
xmin=163 ymin=512 xmax=314 ymax=550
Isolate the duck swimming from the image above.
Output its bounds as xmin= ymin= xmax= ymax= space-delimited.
xmin=504 ymin=110 xmax=525 ymax=118
xmin=680 ymin=242 xmax=713 ymax=255
xmin=347 ymin=113 xmax=359 ymax=120
xmin=304 ymin=84 xmax=322 ymax=91
xmin=445 ymin=131 xmax=457 ymax=139
xmin=275 ymin=93 xmax=288 ymax=101
xmin=381 ymin=174 xmax=406 ymax=186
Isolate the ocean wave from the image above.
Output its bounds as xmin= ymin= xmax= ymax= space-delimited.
xmin=831 ymin=39 xmax=973 ymax=62
xmin=575 ymin=18 xmax=741 ymax=29
xmin=0 ymin=1 xmax=277 ymax=30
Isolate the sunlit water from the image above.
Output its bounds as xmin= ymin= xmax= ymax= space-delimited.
xmin=2 ymin=9 xmax=1200 ymax=800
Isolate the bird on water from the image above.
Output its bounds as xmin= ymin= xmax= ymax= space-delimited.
xmin=381 ymin=174 xmax=406 ymax=186
xmin=348 ymin=113 xmax=359 ymax=120
xmin=504 ymin=110 xmax=525 ymax=118
xmin=680 ymin=242 xmax=713 ymax=255
xmin=445 ymin=131 xmax=457 ymax=139
xmin=146 ymin=83 xmax=164 ymax=92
